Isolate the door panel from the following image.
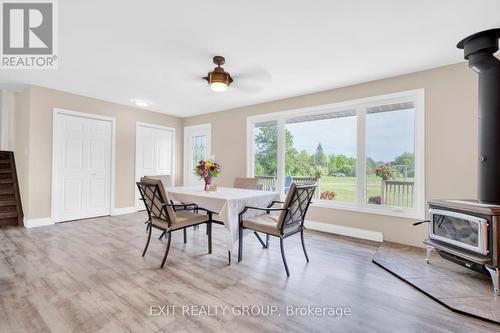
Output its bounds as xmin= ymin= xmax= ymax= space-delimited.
xmin=135 ymin=124 xmax=175 ymax=209
xmin=65 ymin=139 xmax=83 ymax=169
xmin=89 ymin=179 xmax=106 ymax=208
xmin=89 ymin=141 xmax=106 ymax=169
xmin=64 ymin=116 xmax=84 ymax=134
xmin=156 ymin=129 xmax=172 ymax=174
xmin=54 ymin=113 xmax=112 ymax=222
xmin=63 ymin=179 xmax=83 ymax=210
xmin=141 ymin=138 xmax=155 ymax=170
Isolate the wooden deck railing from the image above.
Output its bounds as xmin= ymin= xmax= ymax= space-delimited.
xmin=380 ymin=180 xmax=414 ymax=208
xmin=255 ymin=176 xmax=277 ymax=191
xmin=255 ymin=176 xmax=320 ymax=198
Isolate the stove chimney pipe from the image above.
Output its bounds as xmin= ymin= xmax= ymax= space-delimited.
xmin=457 ymin=29 xmax=500 ymax=204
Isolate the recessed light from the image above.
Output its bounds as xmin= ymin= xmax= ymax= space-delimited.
xmin=133 ymin=100 xmax=150 ymax=107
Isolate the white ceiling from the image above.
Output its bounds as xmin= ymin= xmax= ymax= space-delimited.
xmin=1 ymin=0 xmax=500 ymax=117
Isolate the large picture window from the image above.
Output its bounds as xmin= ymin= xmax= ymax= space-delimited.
xmin=247 ymin=90 xmax=425 ymax=219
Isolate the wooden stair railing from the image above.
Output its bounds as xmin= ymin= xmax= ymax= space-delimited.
xmin=0 ymin=151 xmax=23 ymax=226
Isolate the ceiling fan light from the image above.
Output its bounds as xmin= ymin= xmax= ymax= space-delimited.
xmin=210 ymin=81 xmax=228 ymax=92
xmin=203 ymin=56 xmax=233 ymax=92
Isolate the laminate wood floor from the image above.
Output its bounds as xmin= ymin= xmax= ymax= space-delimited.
xmin=1 ymin=212 xmax=499 ymax=333
xmin=373 ymin=242 xmax=500 ymax=323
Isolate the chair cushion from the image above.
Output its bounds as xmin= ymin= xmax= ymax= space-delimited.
xmin=144 ymin=175 xmax=173 ymax=188
xmin=151 ymin=217 xmax=170 ymax=229
xmin=233 ymin=177 xmax=259 ymax=190
xmin=278 ymin=183 xmax=296 ymax=229
xmin=242 ymin=214 xmax=281 ymax=236
xmin=151 ymin=211 xmax=208 ymax=230
xmin=172 ymin=211 xmax=209 ymax=229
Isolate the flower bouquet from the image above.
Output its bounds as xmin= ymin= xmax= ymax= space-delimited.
xmin=375 ymin=162 xmax=392 ymax=180
xmin=368 ymin=195 xmax=382 ymax=205
xmin=194 ymin=160 xmax=221 ymax=191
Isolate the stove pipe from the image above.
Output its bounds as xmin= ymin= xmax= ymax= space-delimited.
xmin=457 ymin=29 xmax=500 ymax=204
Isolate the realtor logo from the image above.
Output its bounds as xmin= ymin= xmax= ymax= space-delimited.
xmin=1 ymin=0 xmax=57 ymax=69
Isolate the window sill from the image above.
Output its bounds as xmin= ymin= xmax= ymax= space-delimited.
xmin=310 ymin=200 xmax=425 ymax=220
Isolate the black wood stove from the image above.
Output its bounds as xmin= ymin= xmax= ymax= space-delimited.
xmin=425 ymin=29 xmax=500 ymax=295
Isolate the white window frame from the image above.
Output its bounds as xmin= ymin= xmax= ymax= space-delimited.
xmin=246 ymin=89 xmax=425 ymax=219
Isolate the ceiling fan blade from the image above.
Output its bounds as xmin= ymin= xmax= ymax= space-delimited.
xmin=232 ymin=81 xmax=268 ymax=93
xmin=233 ymin=65 xmax=272 ymax=81
xmin=232 ymin=65 xmax=272 ymax=93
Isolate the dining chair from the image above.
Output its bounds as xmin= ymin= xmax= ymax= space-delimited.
xmin=209 ymin=177 xmax=260 ymax=226
xmin=237 ymin=183 xmax=316 ymax=277
xmin=234 ymin=176 xmax=275 ymax=249
xmin=233 ymin=177 xmax=259 ymax=190
xmin=137 ymin=177 xmax=213 ymax=268
xmin=145 ymin=174 xmax=173 ymax=187
xmin=143 ymin=175 xmax=195 ymax=242
xmin=210 ymin=177 xmax=259 ymax=225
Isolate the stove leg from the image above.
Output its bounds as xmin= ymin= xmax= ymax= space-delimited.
xmin=425 ymin=246 xmax=434 ymax=264
xmin=485 ymin=265 xmax=500 ymax=296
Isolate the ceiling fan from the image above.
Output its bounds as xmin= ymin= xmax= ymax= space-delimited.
xmin=203 ymin=56 xmax=233 ymax=92
xmin=202 ymin=55 xmax=272 ymax=93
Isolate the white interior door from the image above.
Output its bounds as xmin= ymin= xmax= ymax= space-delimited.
xmin=184 ymin=124 xmax=211 ymax=186
xmin=53 ymin=111 xmax=113 ymax=222
xmin=135 ymin=123 xmax=175 ymax=209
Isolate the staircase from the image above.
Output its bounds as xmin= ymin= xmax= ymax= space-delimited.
xmin=0 ymin=151 xmax=23 ymax=226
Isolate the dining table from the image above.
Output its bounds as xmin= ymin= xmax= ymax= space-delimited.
xmin=165 ymin=186 xmax=279 ymax=263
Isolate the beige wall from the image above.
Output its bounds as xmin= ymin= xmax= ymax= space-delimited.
xmin=14 ymin=85 xmax=183 ymax=220
xmin=7 ymin=91 xmax=17 ymax=151
xmin=12 ymin=88 xmax=30 ymax=217
xmin=183 ymin=62 xmax=478 ymax=247
xmin=8 ymin=62 xmax=479 ymax=247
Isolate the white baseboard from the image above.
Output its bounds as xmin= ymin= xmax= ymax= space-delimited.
xmin=24 ymin=217 xmax=54 ymax=228
xmin=305 ymin=220 xmax=383 ymax=243
xmin=111 ymin=206 xmax=138 ymax=216
xmin=24 ymin=208 xmax=138 ymax=227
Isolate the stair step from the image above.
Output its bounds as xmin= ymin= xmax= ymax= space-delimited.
xmin=0 ymin=205 xmax=16 ymax=213
xmin=0 ymin=151 xmax=21 ymax=226
xmin=0 ymin=200 xmax=16 ymax=207
xmin=0 ymin=194 xmax=15 ymax=201
xmin=0 ymin=152 xmax=11 ymax=160
xmin=0 ymin=188 xmax=14 ymax=195
xmin=0 ymin=211 xmax=18 ymax=219
xmin=0 ymin=217 xmax=18 ymax=226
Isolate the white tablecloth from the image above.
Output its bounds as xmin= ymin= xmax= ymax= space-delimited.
xmin=166 ymin=186 xmax=278 ymax=251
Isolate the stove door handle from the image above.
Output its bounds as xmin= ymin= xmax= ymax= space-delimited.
xmin=413 ymin=220 xmax=430 ymax=226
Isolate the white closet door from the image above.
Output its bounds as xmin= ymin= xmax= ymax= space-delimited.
xmin=54 ymin=113 xmax=112 ymax=222
xmin=155 ymin=128 xmax=173 ymax=177
xmin=135 ymin=124 xmax=175 ymax=209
